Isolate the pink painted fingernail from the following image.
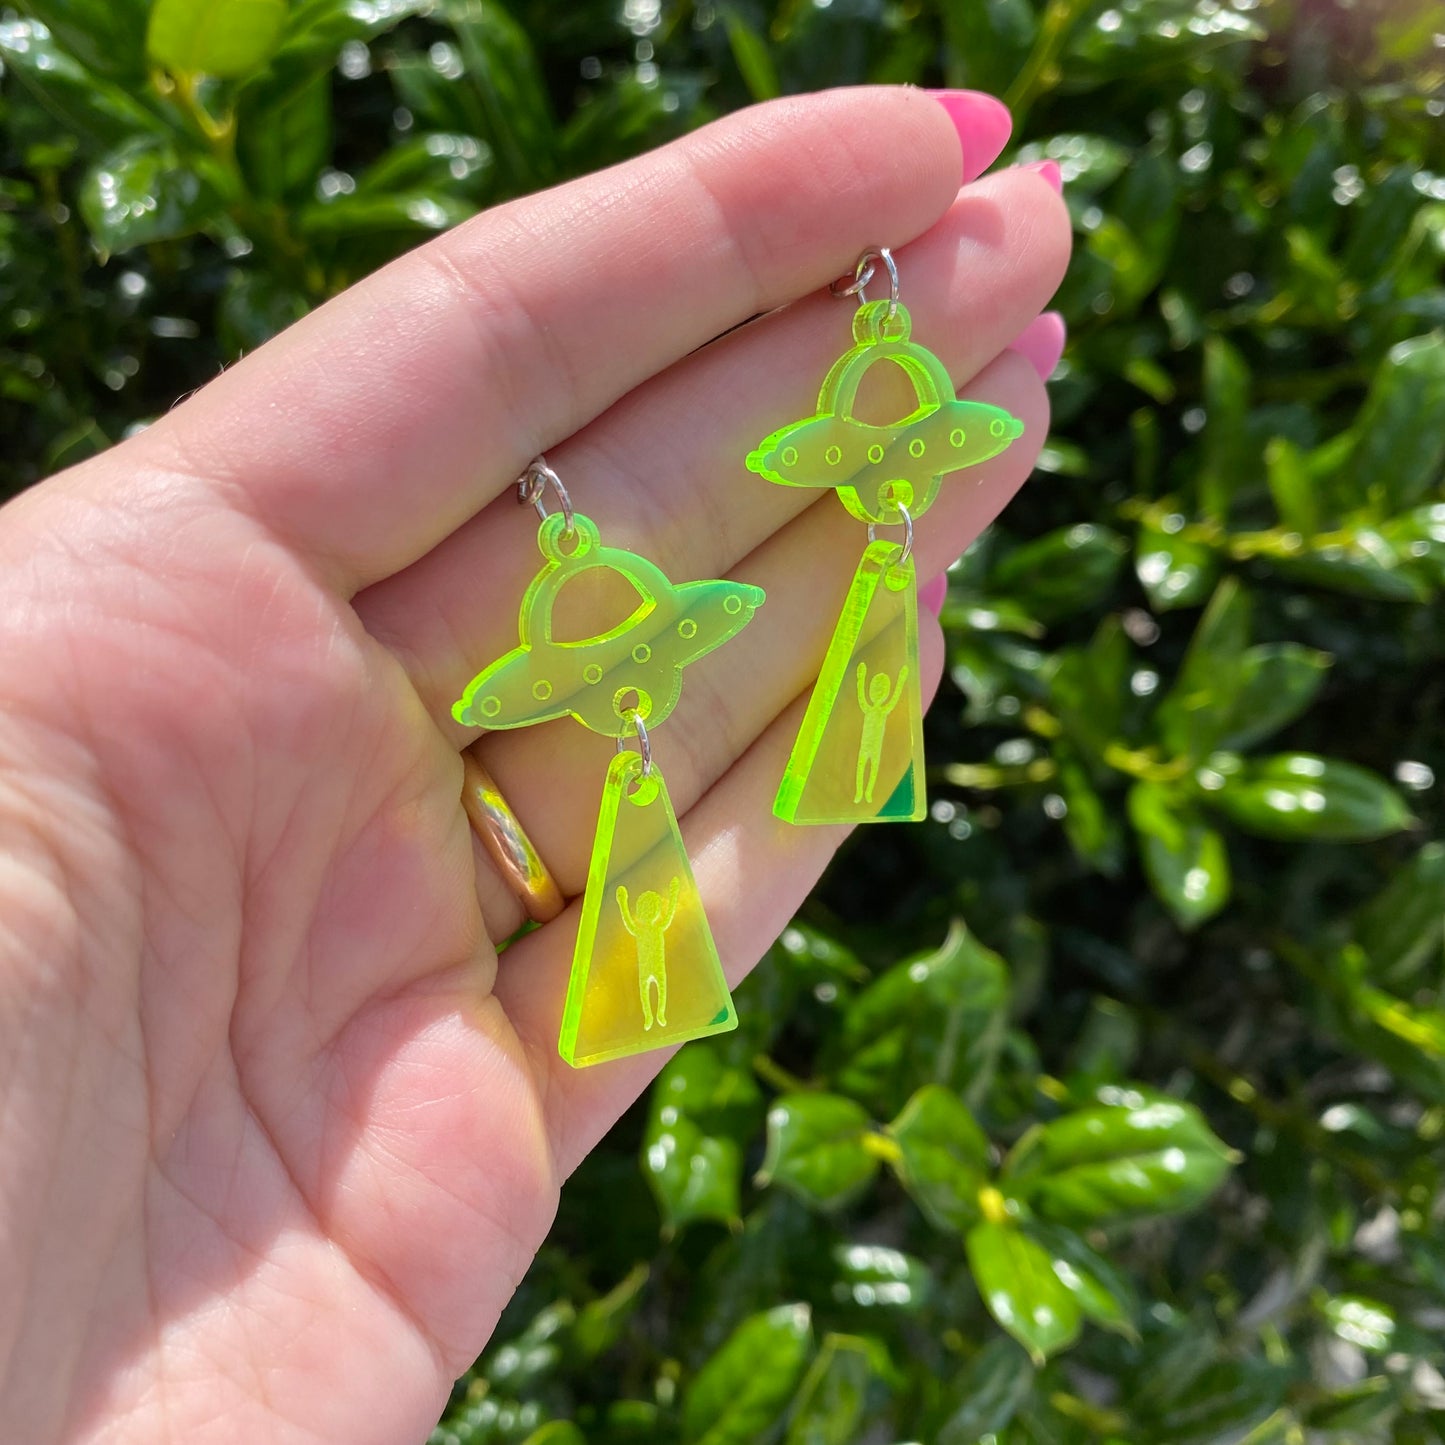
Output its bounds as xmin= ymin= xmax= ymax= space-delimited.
xmin=924 ymin=90 xmax=1013 ymax=179
xmin=1020 ymin=158 xmax=1063 ymax=194
xmin=919 ymin=572 xmax=949 ymax=617
xmin=1010 ymin=311 xmax=1067 ymax=381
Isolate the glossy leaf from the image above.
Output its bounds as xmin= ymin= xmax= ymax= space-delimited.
xmin=833 ymin=921 xmax=1008 ymax=1118
xmin=0 ymin=17 xmax=160 ymax=144
xmin=722 ymin=7 xmax=781 ymax=102
xmin=1127 ymin=781 xmax=1231 ymax=929
xmin=1204 ymin=753 xmax=1413 ymax=841
xmin=1353 ymin=843 xmax=1445 ymax=990
xmin=1198 ymin=335 xmax=1251 ymax=521
xmin=1155 ymin=577 xmax=1252 ymax=761
xmin=644 ymin=1046 xmax=761 ymax=1231
xmin=1136 ymin=523 xmax=1221 ymax=611
xmin=297 ymin=191 xmax=476 ymax=238
xmin=828 ymin=1243 xmax=933 ymax=1314
xmin=1215 ymin=643 xmax=1332 ymax=752
xmin=783 ymin=1333 xmax=870 ymax=1445
xmin=965 ymin=1219 xmax=1082 ymax=1364
xmin=19 ymin=0 xmax=149 ymax=78
xmin=756 ymin=1094 xmax=879 ymax=1212
xmin=1024 ymin=1221 xmax=1139 ymax=1339
xmin=78 ymin=138 xmax=223 ymax=256
xmin=990 ymin=524 xmax=1127 ymax=624
xmin=682 ymin=1304 xmax=814 ymax=1445
xmin=935 ymin=1337 xmax=1035 ymax=1445
xmin=886 ymin=1084 xmax=990 ymax=1233
xmin=442 ymin=0 xmax=558 ymax=194
xmin=147 ymin=0 xmax=288 ymax=78
xmin=1349 ymin=333 xmax=1445 ymax=514
xmin=1003 ymin=1092 xmax=1236 ymax=1224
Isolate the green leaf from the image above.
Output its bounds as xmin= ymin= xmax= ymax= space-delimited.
xmin=1323 ymin=1295 xmax=1396 ymax=1352
xmin=1197 ymin=335 xmax=1251 ymax=521
xmin=353 ymin=133 xmax=495 ymax=202
xmin=1018 ymin=134 xmax=1132 ymax=193
xmin=1142 ymin=1359 xmax=1290 ymax=1444
xmin=298 ymin=190 xmax=476 ymax=238
xmin=217 ymin=269 xmax=310 ymax=357
xmin=147 ymin=0 xmax=288 ymax=78
xmin=441 ymin=0 xmax=557 ymax=194
xmin=757 ymin=1094 xmax=879 ymax=1212
xmin=1215 ymin=643 xmax=1332 ymax=752
xmin=783 ymin=1333 xmax=870 ymax=1445
xmin=721 ymin=7 xmax=781 ymax=102
xmin=1264 ymin=437 xmax=1322 ymax=536
xmin=682 ymin=1304 xmax=814 ymax=1445
xmin=833 ymin=921 xmax=1009 ymax=1118
xmin=1024 ymin=1221 xmax=1139 ymax=1340
xmin=1272 ymin=538 xmax=1431 ymax=602
xmin=1003 ymin=1091 xmax=1236 ymax=1225
xmin=828 ymin=1243 xmax=932 ymax=1313
xmin=886 ymin=1084 xmax=991 ymax=1232
xmin=991 ymin=524 xmax=1127 ymax=624
xmin=237 ymin=68 xmax=331 ymax=200
xmin=1155 ymin=577 xmax=1252 ymax=761
xmin=18 ymin=0 xmax=150 ymax=79
xmin=965 ymin=1219 xmax=1082 ymax=1364
xmin=644 ymin=1047 xmax=761 ymax=1231
xmin=1203 ymin=753 xmax=1413 ymax=842
xmin=1127 ymin=782 xmax=1231 ymax=929
xmin=644 ymin=1111 xmax=743 ymax=1232
xmin=573 ymin=1263 xmax=649 ymax=1361
xmin=520 ymin=1425 xmax=586 ymax=1445
xmin=1349 ymin=333 xmax=1445 ymax=514
xmin=79 ymin=137 xmax=224 ymax=256
xmin=1045 ymin=617 xmax=1131 ymax=770
xmin=1353 ymin=843 xmax=1445 ymax=990
xmin=935 ymin=1337 xmax=1035 ymax=1445
xmin=1135 ymin=523 xmax=1221 ymax=611
xmin=1055 ymin=744 xmax=1127 ymax=875
xmin=0 ymin=17 xmax=161 ymax=145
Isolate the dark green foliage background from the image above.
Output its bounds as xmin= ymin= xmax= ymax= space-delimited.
xmin=3 ymin=0 xmax=1445 ymax=1440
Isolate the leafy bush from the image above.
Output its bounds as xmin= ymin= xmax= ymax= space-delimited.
xmin=3 ymin=0 xmax=1444 ymax=1440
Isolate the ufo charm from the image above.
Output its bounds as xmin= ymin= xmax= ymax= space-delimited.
xmin=454 ymin=505 xmax=763 ymax=1069
xmin=747 ymin=297 xmax=1024 ymax=825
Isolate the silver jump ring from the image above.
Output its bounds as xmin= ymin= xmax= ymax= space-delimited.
xmin=829 ymin=246 xmax=900 ymax=319
xmin=615 ymin=710 xmax=654 ymax=779
xmin=517 ymin=457 xmax=575 ymax=536
xmin=867 ymin=501 xmax=914 ymax=571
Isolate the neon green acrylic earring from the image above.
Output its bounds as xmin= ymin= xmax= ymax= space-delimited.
xmin=747 ymin=247 xmax=1025 ymax=825
xmin=454 ymin=459 xmax=765 ymax=1068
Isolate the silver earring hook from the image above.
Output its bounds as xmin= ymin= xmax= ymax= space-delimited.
xmin=867 ymin=501 xmax=914 ymax=572
xmin=830 ymin=246 xmax=900 ymax=319
xmin=615 ymin=709 xmax=654 ymax=778
xmin=517 ymin=456 xmax=575 ymax=536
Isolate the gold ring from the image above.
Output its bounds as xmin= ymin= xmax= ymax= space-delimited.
xmin=461 ymin=748 xmax=565 ymax=924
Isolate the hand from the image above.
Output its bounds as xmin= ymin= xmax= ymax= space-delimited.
xmin=0 ymin=88 xmax=1069 ymax=1443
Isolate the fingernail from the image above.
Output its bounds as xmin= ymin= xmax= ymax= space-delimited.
xmin=919 ymin=572 xmax=949 ymax=617
xmin=924 ymin=90 xmax=1013 ymax=179
xmin=1020 ymin=158 xmax=1063 ymax=194
xmin=1010 ymin=311 xmax=1067 ymax=381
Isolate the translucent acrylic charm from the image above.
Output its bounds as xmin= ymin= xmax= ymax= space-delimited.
xmin=774 ymin=539 xmax=925 ymax=825
xmin=560 ymin=750 xmax=737 ymax=1067
xmin=454 ymin=511 xmax=765 ymax=739
xmin=745 ymin=300 xmax=1025 ymax=525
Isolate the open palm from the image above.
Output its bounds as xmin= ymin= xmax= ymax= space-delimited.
xmin=0 ymin=89 xmax=1069 ymax=1443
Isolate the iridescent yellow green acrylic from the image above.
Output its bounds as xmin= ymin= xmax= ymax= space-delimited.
xmin=746 ymin=295 xmax=1025 ymax=827
xmin=454 ymin=508 xmax=760 ymax=1069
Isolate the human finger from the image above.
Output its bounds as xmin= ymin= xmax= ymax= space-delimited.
xmin=358 ymin=164 xmax=1070 ymax=745
xmin=464 ymin=349 xmax=1048 ymax=940
xmin=133 ymin=87 xmax=1012 ymax=595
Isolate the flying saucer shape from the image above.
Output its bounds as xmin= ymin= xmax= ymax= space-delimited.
xmin=453 ymin=513 xmax=764 ymax=738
